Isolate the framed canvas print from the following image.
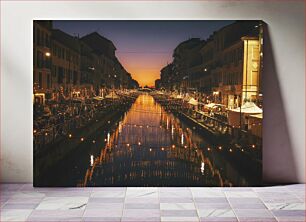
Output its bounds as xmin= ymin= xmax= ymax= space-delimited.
xmin=33 ymin=20 xmax=263 ymax=187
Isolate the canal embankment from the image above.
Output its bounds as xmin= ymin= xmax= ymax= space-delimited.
xmin=34 ymin=95 xmax=137 ymax=183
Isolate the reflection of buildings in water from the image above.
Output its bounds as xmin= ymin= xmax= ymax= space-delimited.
xmin=78 ymin=95 xmax=232 ymax=187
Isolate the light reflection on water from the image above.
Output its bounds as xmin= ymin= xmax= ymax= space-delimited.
xmin=79 ymin=94 xmax=248 ymax=187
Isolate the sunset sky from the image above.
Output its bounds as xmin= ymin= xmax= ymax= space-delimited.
xmin=54 ymin=20 xmax=233 ymax=87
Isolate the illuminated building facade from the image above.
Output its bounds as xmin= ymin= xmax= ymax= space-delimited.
xmin=51 ymin=29 xmax=81 ymax=95
xmin=159 ymin=21 xmax=263 ymax=108
xmin=33 ymin=21 xmax=52 ymax=94
xmin=33 ymin=21 xmax=139 ymax=102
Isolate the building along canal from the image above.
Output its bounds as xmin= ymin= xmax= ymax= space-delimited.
xmin=36 ymin=93 xmax=261 ymax=187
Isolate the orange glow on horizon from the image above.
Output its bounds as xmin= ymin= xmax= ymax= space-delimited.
xmin=117 ymin=52 xmax=171 ymax=87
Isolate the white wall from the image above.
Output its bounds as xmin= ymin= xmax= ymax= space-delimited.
xmin=1 ymin=1 xmax=305 ymax=184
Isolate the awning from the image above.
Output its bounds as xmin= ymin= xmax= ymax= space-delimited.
xmin=105 ymin=92 xmax=119 ymax=99
xmin=92 ymin=96 xmax=104 ymax=101
xmin=230 ymin=102 xmax=262 ymax=114
xmin=188 ymin=97 xmax=198 ymax=106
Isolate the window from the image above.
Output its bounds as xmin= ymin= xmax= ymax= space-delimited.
xmin=37 ymin=29 xmax=41 ymax=46
xmin=58 ymin=67 xmax=64 ymax=84
xmin=37 ymin=51 xmax=43 ymax=68
xmin=47 ymin=74 xmax=50 ymax=89
xmin=38 ymin=72 xmax=42 ymax=89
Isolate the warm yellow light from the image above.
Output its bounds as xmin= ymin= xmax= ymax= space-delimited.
xmin=138 ymin=142 xmax=141 ymax=146
xmin=229 ymin=148 xmax=233 ymax=152
xmin=127 ymin=143 xmax=130 ymax=147
xmin=149 ymin=148 xmax=152 ymax=152
xmin=241 ymin=149 xmax=244 ymax=152
xmin=252 ymin=144 xmax=256 ymax=148
xmin=81 ymin=137 xmax=84 ymax=142
xmin=218 ymin=146 xmax=222 ymax=150
xmin=68 ymin=134 xmax=72 ymax=138
xmin=92 ymin=140 xmax=96 ymax=144
xmin=33 ymin=130 xmax=37 ymax=134
xmin=161 ymin=147 xmax=165 ymax=151
xmin=172 ymin=145 xmax=175 ymax=148
xmin=207 ymin=147 xmax=211 ymax=151
xmin=45 ymin=132 xmax=48 ymax=136
xmin=45 ymin=52 xmax=51 ymax=57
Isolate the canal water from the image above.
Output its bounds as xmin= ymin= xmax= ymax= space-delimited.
xmin=40 ymin=94 xmax=255 ymax=187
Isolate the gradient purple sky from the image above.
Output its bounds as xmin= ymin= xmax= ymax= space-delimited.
xmin=54 ymin=20 xmax=234 ymax=86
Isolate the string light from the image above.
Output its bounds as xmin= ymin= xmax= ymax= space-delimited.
xmin=161 ymin=147 xmax=165 ymax=151
xmin=218 ymin=146 xmax=222 ymax=150
xmin=81 ymin=137 xmax=84 ymax=142
xmin=207 ymin=147 xmax=211 ymax=151
xmin=229 ymin=148 xmax=233 ymax=152
xmin=252 ymin=144 xmax=256 ymax=148
xmin=138 ymin=142 xmax=141 ymax=146
xmin=92 ymin=140 xmax=96 ymax=143
xmin=149 ymin=148 xmax=152 ymax=152
xmin=68 ymin=134 xmax=72 ymax=138
xmin=45 ymin=132 xmax=48 ymax=136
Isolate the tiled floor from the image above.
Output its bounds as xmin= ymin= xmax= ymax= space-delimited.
xmin=0 ymin=184 xmax=305 ymax=222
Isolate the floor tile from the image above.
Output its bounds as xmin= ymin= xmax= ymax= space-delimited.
xmin=236 ymin=218 xmax=277 ymax=222
xmin=160 ymin=203 xmax=196 ymax=210
xmin=91 ymin=190 xmax=126 ymax=198
xmin=191 ymin=188 xmax=225 ymax=197
xmin=161 ymin=210 xmax=198 ymax=217
xmin=83 ymin=209 xmax=123 ymax=217
xmin=126 ymin=187 xmax=158 ymax=198
xmin=122 ymin=209 xmax=160 ymax=217
xmin=194 ymin=197 xmax=228 ymax=203
xmin=125 ymin=203 xmax=160 ymax=209
xmin=196 ymin=202 xmax=231 ymax=209
xmin=125 ymin=197 xmax=159 ymax=203
xmin=2 ymin=203 xmax=39 ymax=209
xmin=36 ymin=196 xmax=88 ymax=210
xmin=234 ymin=209 xmax=274 ymax=218
xmin=122 ymin=217 xmax=161 ymax=221
xmin=198 ymin=209 xmax=235 ymax=217
xmin=200 ymin=217 xmax=238 ymax=222
xmin=159 ymin=188 xmax=192 ymax=198
xmin=83 ymin=218 xmax=121 ymax=222
xmin=225 ymin=191 xmax=258 ymax=198
xmin=162 ymin=216 xmax=199 ymax=222
xmin=265 ymin=202 xmax=305 ymax=210
xmin=0 ymin=209 xmax=32 ymax=221
xmin=89 ymin=197 xmax=124 ymax=203
xmin=29 ymin=209 xmax=84 ymax=218
xmin=160 ymin=197 xmax=194 ymax=203
xmin=271 ymin=209 xmax=305 ymax=217
xmin=86 ymin=202 xmax=123 ymax=209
